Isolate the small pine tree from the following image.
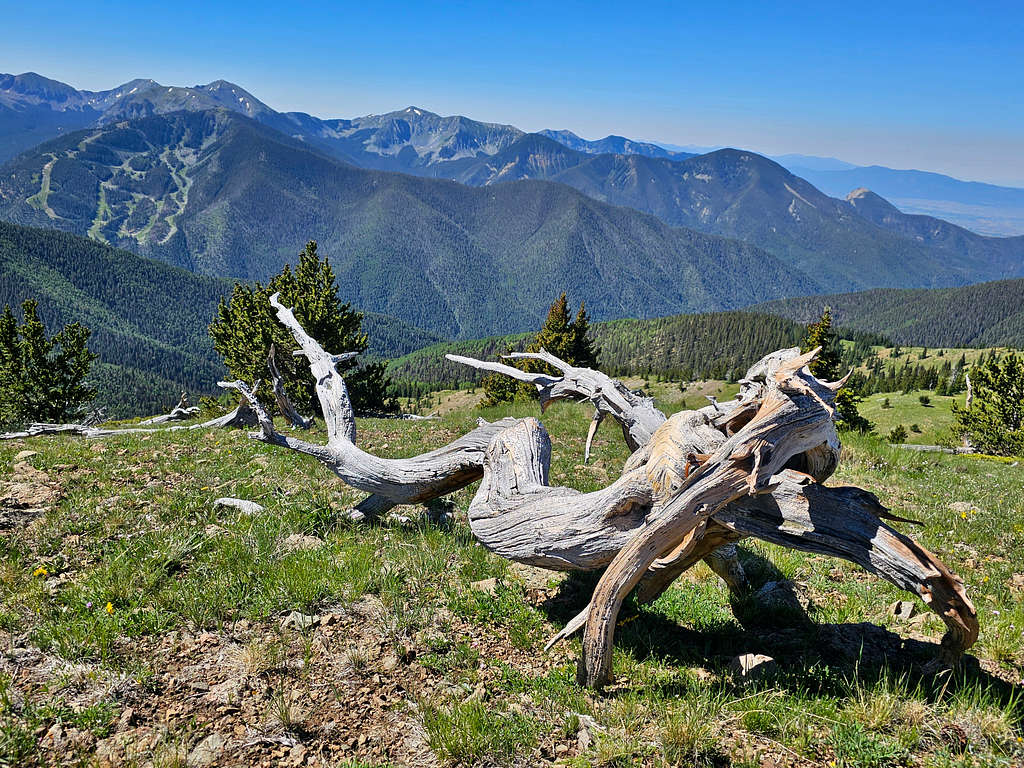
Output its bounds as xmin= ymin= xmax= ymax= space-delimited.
xmin=801 ymin=307 xmax=870 ymax=432
xmin=0 ymin=300 xmax=96 ymax=426
xmin=481 ymin=292 xmax=599 ymax=406
xmin=888 ymin=424 xmax=908 ymax=443
xmin=209 ymin=241 xmax=394 ymax=414
xmin=951 ymin=353 xmax=1024 ymax=456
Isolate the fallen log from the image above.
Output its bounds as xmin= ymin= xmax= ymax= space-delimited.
xmin=224 ymin=294 xmax=519 ymax=519
xmin=214 ymin=297 xmax=976 ymax=687
xmin=139 ymin=392 xmax=200 ymax=424
xmin=0 ymin=394 xmax=257 ymax=440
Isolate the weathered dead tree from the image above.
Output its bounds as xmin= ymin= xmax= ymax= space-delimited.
xmin=139 ymin=392 xmax=200 ymax=424
xmin=224 ymin=294 xmax=519 ymax=520
xmin=0 ymin=392 xmax=257 ymax=440
xmin=219 ymin=297 xmax=977 ymax=688
xmin=448 ymin=347 xmax=976 ymax=685
xmin=268 ymin=344 xmax=314 ymax=430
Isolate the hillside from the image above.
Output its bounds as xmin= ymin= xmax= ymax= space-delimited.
xmin=2 ymin=73 xmax=1024 ymax=294
xmin=0 ymin=221 xmax=446 ymax=416
xmin=752 ymin=278 xmax=1024 ymax=348
xmin=0 ymin=220 xmax=228 ymax=414
xmin=789 ymin=163 xmax=1024 ymax=236
xmin=0 ymin=110 xmax=815 ymax=339
xmin=451 ymin=138 xmax=1024 ymax=290
xmin=388 ymin=310 xmax=820 ymax=389
xmin=846 ymin=188 xmax=1024 ymax=277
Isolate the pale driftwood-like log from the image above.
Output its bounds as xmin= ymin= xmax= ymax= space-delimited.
xmin=466 ymin=414 xmax=977 ymax=669
xmin=573 ymin=349 xmax=852 ymax=686
xmin=208 ymin=300 xmax=976 ymax=687
xmin=714 ymin=477 xmax=978 ymax=664
xmin=0 ymin=399 xmax=257 ymax=440
xmin=268 ymin=344 xmax=314 ymax=430
xmin=448 ymin=347 xmax=758 ymax=589
xmin=270 ymin=293 xmax=356 ymax=445
xmin=226 ymin=298 xmax=522 ymax=518
xmin=446 ymin=348 xmax=666 ymax=456
xmin=139 ymin=392 xmax=200 ymax=425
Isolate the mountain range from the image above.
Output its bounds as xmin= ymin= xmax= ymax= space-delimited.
xmin=4 ymin=71 xmax=1022 ymax=233
xmin=1 ymin=71 xmax=1024 ymax=342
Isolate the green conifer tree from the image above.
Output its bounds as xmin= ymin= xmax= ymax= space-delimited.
xmin=209 ymin=241 xmax=394 ymax=414
xmin=801 ymin=307 xmax=871 ymax=432
xmin=480 ymin=292 xmax=600 ymax=405
xmin=951 ymin=352 xmax=1024 ymax=456
xmin=0 ymin=300 xmax=96 ymax=426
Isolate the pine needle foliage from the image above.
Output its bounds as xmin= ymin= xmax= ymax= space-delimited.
xmin=209 ymin=241 xmax=394 ymax=414
xmin=951 ymin=352 xmax=1024 ymax=456
xmin=802 ymin=307 xmax=871 ymax=432
xmin=481 ymin=293 xmax=599 ymax=405
xmin=0 ymin=299 xmax=96 ymax=426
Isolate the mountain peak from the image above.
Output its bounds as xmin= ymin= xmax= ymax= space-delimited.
xmin=846 ymin=187 xmax=901 ymax=216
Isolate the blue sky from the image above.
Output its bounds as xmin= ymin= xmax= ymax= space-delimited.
xmin=3 ymin=1 xmax=1022 ymax=184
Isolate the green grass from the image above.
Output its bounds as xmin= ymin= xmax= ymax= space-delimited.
xmin=0 ymin=397 xmax=1021 ymax=766
xmin=859 ymin=390 xmax=963 ymax=444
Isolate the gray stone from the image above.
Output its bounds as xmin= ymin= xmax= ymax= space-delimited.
xmin=187 ymin=732 xmax=226 ymax=767
xmin=729 ymin=653 xmax=777 ymax=679
xmin=890 ymin=599 xmax=919 ymax=620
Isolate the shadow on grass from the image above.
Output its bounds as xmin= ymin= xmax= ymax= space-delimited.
xmin=535 ymin=549 xmax=1023 ymax=711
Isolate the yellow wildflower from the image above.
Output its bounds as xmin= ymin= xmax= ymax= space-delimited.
xmin=32 ymin=566 xmax=48 ymax=577
xmin=105 ymin=602 xmax=114 ymax=615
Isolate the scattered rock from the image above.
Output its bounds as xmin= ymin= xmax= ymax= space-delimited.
xmin=214 ymin=497 xmax=264 ymax=514
xmin=1008 ymin=573 xmax=1024 ymax=596
xmin=576 ymin=713 xmax=602 ymax=751
xmin=948 ymin=501 xmax=976 ymax=514
xmin=729 ymin=653 xmax=777 ymax=679
xmin=282 ymin=533 xmax=324 ymax=552
xmin=889 ymin=600 xmax=919 ymax=620
xmin=464 ymin=682 xmax=487 ymax=703
xmin=281 ymin=611 xmax=317 ymax=631
xmin=470 ymin=578 xmax=498 ymax=595
xmin=187 ymin=731 xmax=226 ymax=767
xmin=13 ymin=450 xmax=37 ymax=462
xmin=510 ymin=562 xmax=560 ymax=590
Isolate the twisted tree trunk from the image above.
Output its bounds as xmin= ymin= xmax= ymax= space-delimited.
xmin=220 ymin=296 xmax=977 ymax=687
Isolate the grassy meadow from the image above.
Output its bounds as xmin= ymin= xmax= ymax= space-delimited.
xmin=0 ymin=391 xmax=1021 ymax=767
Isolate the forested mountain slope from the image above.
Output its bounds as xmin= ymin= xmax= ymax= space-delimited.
xmin=450 ymin=136 xmax=1024 ymax=290
xmin=0 ymin=221 xmax=446 ymax=415
xmin=0 ymin=110 xmax=814 ymax=338
xmin=388 ymin=311 xmax=821 ymax=389
xmin=751 ymin=278 xmax=1024 ymax=348
xmin=3 ymin=73 xmax=1023 ymax=295
xmin=0 ymin=220 xmax=228 ymax=414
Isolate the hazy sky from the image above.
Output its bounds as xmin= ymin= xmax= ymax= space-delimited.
xmin=3 ymin=1 xmax=1022 ymax=185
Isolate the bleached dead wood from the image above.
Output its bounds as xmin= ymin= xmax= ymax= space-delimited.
xmin=206 ymin=298 xmax=976 ymax=687
xmin=0 ymin=394 xmax=257 ymax=440
xmin=456 ymin=348 xmax=975 ymax=687
xmin=446 ymin=349 xmax=666 ymax=458
xmin=223 ymin=294 xmax=519 ymax=519
xmin=268 ymin=344 xmax=314 ymax=430
xmin=139 ymin=392 xmax=200 ymax=424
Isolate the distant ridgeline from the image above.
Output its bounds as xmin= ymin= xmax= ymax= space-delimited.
xmin=752 ymin=279 xmax=1024 ymax=349
xmin=0 ymin=222 xmax=441 ymax=417
xmin=388 ymin=311 xmax=889 ymax=396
